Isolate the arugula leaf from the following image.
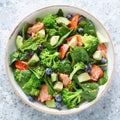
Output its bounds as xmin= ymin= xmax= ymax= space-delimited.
xmin=9 ymin=50 xmax=30 ymax=65
xmin=98 ymin=70 xmax=108 ymax=85
xmin=9 ymin=51 xmax=19 ymax=65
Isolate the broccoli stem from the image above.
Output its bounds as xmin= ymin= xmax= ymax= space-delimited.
xmin=69 ymin=66 xmax=79 ymax=80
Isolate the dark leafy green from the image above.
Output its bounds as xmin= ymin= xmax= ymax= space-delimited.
xmin=98 ymin=70 xmax=108 ymax=85
xmin=59 ymin=25 xmax=70 ymax=36
xmin=56 ymin=9 xmax=64 ymax=17
xmin=81 ymin=82 xmax=99 ymax=101
xmin=58 ymin=59 xmax=72 ymax=74
xmin=70 ymin=47 xmax=89 ymax=65
xmin=84 ymin=20 xmax=96 ymax=36
xmin=36 ymin=17 xmax=43 ymax=22
xmin=78 ymin=15 xmax=88 ymax=27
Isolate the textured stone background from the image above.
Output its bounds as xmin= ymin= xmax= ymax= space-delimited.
xmin=0 ymin=0 xmax=120 ymax=120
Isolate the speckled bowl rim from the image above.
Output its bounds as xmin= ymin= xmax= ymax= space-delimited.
xmin=5 ymin=5 xmax=115 ymax=115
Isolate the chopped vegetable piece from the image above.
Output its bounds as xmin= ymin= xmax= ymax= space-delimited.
xmin=46 ymin=99 xmax=56 ymax=108
xmin=53 ymin=81 xmax=63 ymax=92
xmin=78 ymin=72 xmax=91 ymax=82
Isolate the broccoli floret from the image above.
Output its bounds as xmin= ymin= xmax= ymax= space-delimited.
xmin=69 ymin=62 xmax=86 ymax=80
xmin=62 ymin=88 xmax=82 ymax=108
xmin=29 ymin=66 xmax=45 ymax=79
xmin=43 ymin=14 xmax=56 ymax=28
xmin=40 ymin=49 xmax=60 ymax=69
xmin=14 ymin=69 xmax=31 ymax=83
xmin=22 ymin=74 xmax=41 ymax=96
xmin=82 ymin=34 xmax=99 ymax=55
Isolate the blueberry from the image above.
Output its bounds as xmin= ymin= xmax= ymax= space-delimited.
xmin=55 ymin=94 xmax=62 ymax=102
xmin=66 ymin=13 xmax=72 ymax=19
xmin=101 ymin=58 xmax=107 ymax=64
xmin=85 ymin=63 xmax=92 ymax=73
xmin=26 ymin=50 xmax=34 ymax=59
xmin=77 ymin=27 xmax=84 ymax=34
xmin=45 ymin=68 xmax=52 ymax=75
xmin=77 ymin=27 xmax=84 ymax=33
xmin=18 ymin=31 xmax=22 ymax=36
xmin=55 ymin=101 xmax=62 ymax=109
xmin=79 ymin=17 xmax=84 ymax=22
xmin=38 ymin=45 xmax=43 ymax=51
xmin=25 ymin=33 xmax=31 ymax=39
xmin=28 ymin=96 xmax=34 ymax=102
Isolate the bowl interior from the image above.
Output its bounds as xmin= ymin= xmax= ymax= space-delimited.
xmin=5 ymin=5 xmax=115 ymax=114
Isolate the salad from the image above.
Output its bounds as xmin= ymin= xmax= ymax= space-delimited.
xmin=9 ymin=9 xmax=108 ymax=109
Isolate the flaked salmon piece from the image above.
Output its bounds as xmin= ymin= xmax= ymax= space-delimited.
xmin=59 ymin=44 xmax=69 ymax=59
xmin=27 ymin=22 xmax=44 ymax=34
xmin=97 ymin=43 xmax=107 ymax=57
xmin=90 ymin=64 xmax=103 ymax=81
xmin=59 ymin=73 xmax=71 ymax=87
xmin=38 ymin=84 xmax=53 ymax=102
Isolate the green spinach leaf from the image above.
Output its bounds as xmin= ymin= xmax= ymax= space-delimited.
xmin=98 ymin=70 xmax=108 ymax=85
xmin=84 ymin=20 xmax=96 ymax=36
xmin=80 ymin=82 xmax=99 ymax=101
xmin=59 ymin=25 xmax=70 ymax=36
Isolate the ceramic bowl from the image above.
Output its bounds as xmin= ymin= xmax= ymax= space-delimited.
xmin=5 ymin=5 xmax=115 ymax=115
